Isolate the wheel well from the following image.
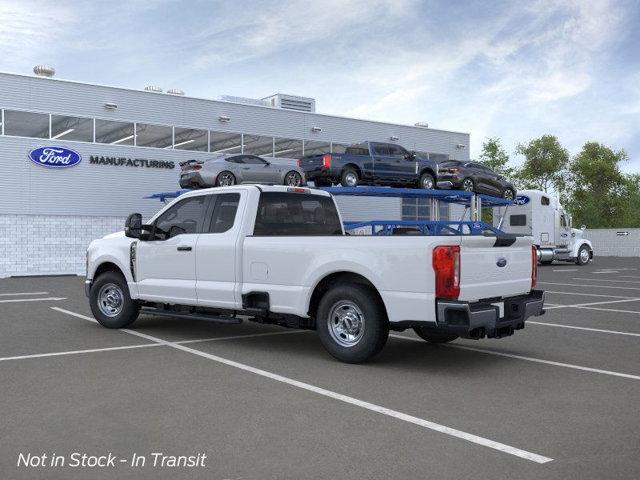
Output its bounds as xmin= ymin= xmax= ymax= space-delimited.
xmin=93 ymin=262 xmax=125 ymax=280
xmin=419 ymin=167 xmax=435 ymax=178
xmin=342 ymin=163 xmax=362 ymax=178
xmin=308 ymin=272 xmax=387 ymax=319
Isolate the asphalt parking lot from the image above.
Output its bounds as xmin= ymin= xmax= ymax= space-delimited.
xmin=2 ymin=257 xmax=640 ymax=480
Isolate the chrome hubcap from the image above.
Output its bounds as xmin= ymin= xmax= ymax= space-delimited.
xmin=97 ymin=283 xmax=124 ymax=318
xmin=328 ymin=301 xmax=365 ymax=347
xmin=345 ymin=173 xmax=357 ymax=186
xmin=463 ymin=180 xmax=473 ymax=191
xmin=219 ymin=173 xmax=234 ymax=186
xmin=580 ymin=248 xmax=590 ymax=262
xmin=503 ymin=189 xmax=514 ymax=199
xmin=422 ymin=176 xmax=434 ymax=189
xmin=286 ymin=172 xmax=301 ymax=186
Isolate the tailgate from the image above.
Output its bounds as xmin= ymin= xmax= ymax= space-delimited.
xmin=298 ymin=155 xmax=325 ymax=171
xmin=458 ymin=236 xmax=533 ymax=301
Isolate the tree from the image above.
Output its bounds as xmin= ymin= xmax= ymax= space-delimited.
xmin=567 ymin=142 xmax=628 ymax=228
xmin=515 ymin=135 xmax=569 ymax=193
xmin=479 ymin=137 xmax=514 ymax=178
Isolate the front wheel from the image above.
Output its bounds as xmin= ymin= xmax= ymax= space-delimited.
xmin=412 ymin=326 xmax=458 ymax=343
xmin=284 ymin=171 xmax=303 ymax=186
xmin=316 ymin=285 xmax=389 ymax=363
xmin=462 ymin=178 xmax=475 ymax=192
xmin=419 ymin=172 xmax=435 ymax=189
xmin=576 ymin=245 xmax=591 ymax=265
xmin=502 ymin=188 xmax=515 ymax=200
xmin=89 ymin=271 xmax=139 ymax=328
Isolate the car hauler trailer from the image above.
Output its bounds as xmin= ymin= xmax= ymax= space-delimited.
xmin=492 ymin=189 xmax=593 ymax=265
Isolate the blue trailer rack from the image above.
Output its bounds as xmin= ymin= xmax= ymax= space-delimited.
xmin=145 ymin=186 xmax=513 ymax=236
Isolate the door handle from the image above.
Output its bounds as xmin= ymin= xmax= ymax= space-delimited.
xmin=177 ymin=246 xmax=192 ymax=252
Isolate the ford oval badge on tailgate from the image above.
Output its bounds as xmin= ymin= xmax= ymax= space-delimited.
xmin=28 ymin=146 xmax=82 ymax=168
xmin=496 ymin=258 xmax=507 ymax=267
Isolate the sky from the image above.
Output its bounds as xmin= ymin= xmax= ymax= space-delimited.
xmin=1 ymin=0 xmax=639 ymax=169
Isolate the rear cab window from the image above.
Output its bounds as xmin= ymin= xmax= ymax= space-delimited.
xmin=345 ymin=143 xmax=370 ymax=156
xmin=253 ymin=192 xmax=343 ymax=236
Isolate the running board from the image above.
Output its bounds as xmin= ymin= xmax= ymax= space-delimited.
xmin=140 ymin=308 xmax=242 ymax=324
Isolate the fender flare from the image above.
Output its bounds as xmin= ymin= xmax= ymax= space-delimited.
xmin=571 ymin=239 xmax=593 ymax=258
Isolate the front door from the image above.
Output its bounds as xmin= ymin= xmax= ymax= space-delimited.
xmin=239 ymin=155 xmax=274 ymax=183
xmin=136 ymin=194 xmax=210 ymax=304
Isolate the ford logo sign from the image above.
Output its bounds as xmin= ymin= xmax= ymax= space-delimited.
xmin=496 ymin=258 xmax=507 ymax=267
xmin=514 ymin=195 xmax=530 ymax=205
xmin=28 ymin=146 xmax=82 ymax=168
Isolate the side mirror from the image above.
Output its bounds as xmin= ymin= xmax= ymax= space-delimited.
xmin=125 ymin=213 xmax=142 ymax=238
xmin=581 ymin=224 xmax=586 ymax=230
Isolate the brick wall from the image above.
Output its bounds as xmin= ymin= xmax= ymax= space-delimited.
xmin=0 ymin=215 xmax=126 ymax=277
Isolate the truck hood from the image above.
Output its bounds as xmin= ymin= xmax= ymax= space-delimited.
xmin=103 ymin=230 xmax=126 ymax=239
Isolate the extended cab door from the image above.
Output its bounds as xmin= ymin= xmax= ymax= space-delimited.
xmin=135 ymin=194 xmax=210 ymax=304
xmin=196 ymin=191 xmax=244 ymax=309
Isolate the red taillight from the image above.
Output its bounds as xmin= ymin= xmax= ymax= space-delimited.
xmin=531 ymin=246 xmax=538 ymax=289
xmin=297 ymin=159 xmax=301 ymax=167
xmin=433 ymin=245 xmax=460 ymax=299
xmin=192 ymin=164 xmax=202 ymax=170
xmin=322 ymin=154 xmax=331 ymax=169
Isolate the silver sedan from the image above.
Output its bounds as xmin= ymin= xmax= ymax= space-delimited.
xmin=179 ymin=154 xmax=306 ymax=188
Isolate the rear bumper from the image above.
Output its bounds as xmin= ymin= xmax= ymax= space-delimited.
xmin=435 ymin=289 xmax=545 ymax=339
xmin=179 ymin=172 xmax=206 ymax=188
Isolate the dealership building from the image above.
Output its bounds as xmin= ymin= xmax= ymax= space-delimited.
xmin=0 ymin=68 xmax=470 ymax=277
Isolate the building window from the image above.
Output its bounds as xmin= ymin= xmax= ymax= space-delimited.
xmin=95 ymin=119 xmax=135 ymax=145
xmin=210 ymin=131 xmax=242 ymax=154
xmin=3 ymin=110 xmax=49 ymax=139
xmin=50 ymin=114 xmax=94 ymax=142
xmin=303 ymin=140 xmax=331 ymax=156
xmin=273 ymin=137 xmax=303 ymax=158
xmin=243 ymin=134 xmax=274 ymax=156
xmin=135 ymin=123 xmax=173 ymax=148
xmin=173 ymin=127 xmax=208 ymax=151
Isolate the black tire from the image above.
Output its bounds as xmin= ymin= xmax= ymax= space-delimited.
xmin=540 ymin=260 xmax=553 ymax=265
xmin=576 ymin=245 xmax=591 ymax=265
xmin=461 ymin=178 xmax=475 ymax=192
xmin=316 ymin=284 xmax=389 ymax=363
xmin=340 ymin=168 xmax=359 ymax=187
xmin=419 ymin=172 xmax=435 ymax=189
xmin=412 ymin=326 xmax=458 ymax=344
xmin=502 ymin=188 xmax=516 ymax=200
xmin=284 ymin=171 xmax=303 ymax=186
xmin=89 ymin=271 xmax=140 ymax=328
xmin=216 ymin=171 xmax=236 ymax=187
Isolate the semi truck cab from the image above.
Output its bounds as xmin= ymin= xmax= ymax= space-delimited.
xmin=495 ymin=189 xmax=593 ymax=265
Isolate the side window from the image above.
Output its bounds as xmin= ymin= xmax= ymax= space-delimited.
xmin=254 ymin=192 xmax=342 ymax=236
xmin=510 ymin=215 xmax=527 ymax=226
xmin=208 ymin=193 xmax=240 ymax=233
xmin=243 ymin=155 xmax=267 ymax=165
xmin=387 ymin=145 xmax=404 ymax=157
xmin=560 ymin=215 xmax=567 ymax=228
xmin=155 ymin=196 xmax=208 ymax=239
xmin=226 ymin=156 xmax=244 ymax=164
xmin=541 ymin=196 xmax=550 ymax=206
xmin=372 ymin=144 xmax=390 ymax=156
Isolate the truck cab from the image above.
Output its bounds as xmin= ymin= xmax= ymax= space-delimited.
xmin=495 ymin=189 xmax=593 ymax=265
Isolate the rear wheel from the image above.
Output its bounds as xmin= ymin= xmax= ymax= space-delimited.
xmin=502 ymin=188 xmax=515 ymax=200
xmin=412 ymin=326 xmax=458 ymax=344
xmin=576 ymin=245 xmax=591 ymax=265
xmin=419 ymin=172 xmax=435 ymax=189
xmin=340 ymin=168 xmax=359 ymax=187
xmin=89 ymin=271 xmax=139 ymax=328
xmin=316 ymin=285 xmax=389 ymax=363
xmin=462 ymin=178 xmax=475 ymax=192
xmin=216 ymin=171 xmax=236 ymax=187
xmin=284 ymin=171 xmax=303 ymax=186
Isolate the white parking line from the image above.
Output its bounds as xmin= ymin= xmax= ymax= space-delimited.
xmin=546 ymin=290 xmax=637 ymax=299
xmin=0 ymin=297 xmax=67 ymax=304
xmin=50 ymin=307 xmax=552 ymax=464
xmin=178 ymin=330 xmax=307 ymax=344
xmin=539 ymin=282 xmax=640 ymax=291
xmin=552 ymin=269 xmax=578 ymax=272
xmin=0 ymin=343 xmax=160 ymax=362
xmin=528 ymin=321 xmax=640 ymax=337
xmin=573 ymin=277 xmax=640 ymax=285
xmin=544 ymin=298 xmax=640 ymax=310
xmin=573 ymin=306 xmax=640 ymax=315
xmin=0 ymin=292 xmax=49 ymax=296
xmin=389 ymin=334 xmax=640 ymax=381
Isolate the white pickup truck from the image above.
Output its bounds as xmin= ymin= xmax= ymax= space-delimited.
xmin=86 ymin=185 xmax=545 ymax=363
